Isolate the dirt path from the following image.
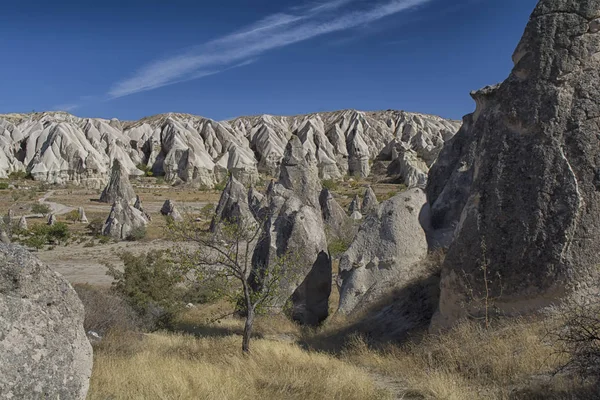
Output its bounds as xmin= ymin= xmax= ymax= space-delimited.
xmin=368 ymin=372 xmax=411 ymax=400
xmin=39 ymin=190 xmax=75 ymax=215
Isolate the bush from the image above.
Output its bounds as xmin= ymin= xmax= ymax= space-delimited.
xmin=87 ymin=218 xmax=105 ymax=236
xmin=328 ymin=237 xmax=352 ymax=258
xmin=73 ymin=284 xmax=140 ymax=335
xmin=555 ymin=298 xmax=600 ymax=383
xmin=65 ymin=209 xmax=79 ymax=223
xmin=214 ymin=178 xmax=228 ymax=191
xmin=0 ymin=182 xmax=8 ymax=190
xmin=136 ymin=163 xmax=153 ymax=177
xmin=31 ymin=203 xmax=51 ymax=215
xmin=8 ymin=171 xmax=31 ymax=180
xmin=126 ymin=226 xmax=147 ymax=242
xmin=321 ymin=179 xmax=339 ymax=191
xmin=20 ymin=222 xmax=71 ymax=249
xmin=107 ymin=251 xmax=186 ymax=330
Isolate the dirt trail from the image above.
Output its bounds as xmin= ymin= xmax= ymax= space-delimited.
xmin=39 ymin=190 xmax=75 ymax=215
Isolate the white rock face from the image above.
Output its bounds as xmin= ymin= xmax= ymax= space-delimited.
xmin=102 ymin=199 xmax=149 ymax=240
xmin=0 ymin=110 xmax=459 ymax=188
xmin=338 ymin=189 xmax=429 ymax=314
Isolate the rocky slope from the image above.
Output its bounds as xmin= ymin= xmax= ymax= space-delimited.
xmin=427 ymin=0 xmax=600 ymax=329
xmin=0 ymin=110 xmax=459 ymax=188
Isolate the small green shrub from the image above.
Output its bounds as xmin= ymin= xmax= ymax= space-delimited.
xmin=0 ymin=183 xmax=9 ymax=190
xmin=31 ymin=203 xmax=51 ymax=215
xmin=322 ymin=179 xmax=339 ymax=191
xmin=328 ymin=237 xmax=352 ymax=258
xmin=136 ymin=163 xmax=154 ymax=177
xmin=87 ymin=218 xmax=105 ymax=236
xmin=214 ymin=179 xmax=228 ymax=192
xmin=65 ymin=209 xmax=79 ymax=223
xmin=8 ymin=171 xmax=31 ymax=180
xmin=107 ymin=251 xmax=186 ymax=330
xmin=126 ymin=226 xmax=147 ymax=242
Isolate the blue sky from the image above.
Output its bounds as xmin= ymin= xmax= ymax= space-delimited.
xmin=0 ymin=0 xmax=538 ymax=121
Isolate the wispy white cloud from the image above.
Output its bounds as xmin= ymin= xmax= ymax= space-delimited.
xmin=52 ymin=103 xmax=80 ymax=112
xmin=108 ymin=0 xmax=432 ymax=99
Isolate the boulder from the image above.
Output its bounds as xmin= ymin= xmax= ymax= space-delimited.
xmin=133 ymin=195 xmax=152 ymax=221
xmin=102 ymin=199 xmax=149 ymax=240
xmin=160 ymin=199 xmax=183 ymax=222
xmin=78 ymin=207 xmax=88 ymax=224
xmin=0 ymin=243 xmax=92 ymax=399
xmin=0 ymin=228 xmax=9 ymax=244
xmin=47 ymin=214 xmax=56 ymax=226
xmin=361 ymin=186 xmax=379 ymax=215
xmin=210 ymin=175 xmax=255 ymax=232
xmin=338 ymin=189 xmax=428 ymax=314
xmin=99 ymin=160 xmax=136 ymax=204
xmin=350 ymin=211 xmax=363 ymax=220
xmin=427 ymin=0 xmax=600 ymax=329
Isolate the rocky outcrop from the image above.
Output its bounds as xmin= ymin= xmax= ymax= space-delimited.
xmin=99 ymin=160 xmax=136 ymax=204
xmin=361 ymin=186 xmax=379 ymax=215
xmin=249 ymin=136 xmax=332 ymax=326
xmin=210 ymin=175 xmax=255 ymax=232
xmin=248 ymin=185 xmax=265 ymax=220
xmin=133 ymin=195 xmax=152 ymax=221
xmin=427 ymin=0 xmax=600 ymax=329
xmin=102 ymin=199 xmax=149 ymax=240
xmin=160 ymin=199 xmax=183 ymax=221
xmin=0 ymin=243 xmax=92 ymax=399
xmin=338 ymin=189 xmax=428 ymax=314
xmin=0 ymin=110 xmax=459 ymax=188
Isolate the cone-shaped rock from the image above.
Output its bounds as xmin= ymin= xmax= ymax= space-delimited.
xmin=78 ymin=207 xmax=88 ymax=224
xmin=248 ymin=185 xmax=265 ymax=220
xmin=160 ymin=200 xmax=183 ymax=221
xmin=210 ymin=175 xmax=255 ymax=232
xmin=18 ymin=216 xmax=27 ymax=231
xmin=348 ymin=194 xmax=361 ymax=215
xmin=427 ymin=0 xmax=600 ymax=329
xmin=103 ymin=199 xmax=149 ymax=240
xmin=319 ymin=188 xmax=349 ymax=238
xmin=0 ymin=228 xmax=10 ymax=244
xmin=133 ymin=195 xmax=152 ymax=221
xmin=99 ymin=160 xmax=136 ymax=204
xmin=361 ymin=186 xmax=379 ymax=215
xmin=47 ymin=214 xmax=56 ymax=226
xmin=278 ymin=135 xmax=322 ymax=209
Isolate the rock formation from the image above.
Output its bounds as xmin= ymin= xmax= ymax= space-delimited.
xmin=350 ymin=211 xmax=363 ymax=220
xmin=78 ymin=207 xmax=88 ymax=223
xmin=248 ymin=185 xmax=265 ymax=220
xmin=319 ymin=188 xmax=350 ymax=239
xmin=250 ymin=136 xmax=332 ymax=326
xmin=47 ymin=214 xmax=56 ymax=226
xmin=18 ymin=216 xmax=27 ymax=231
xmin=338 ymin=189 xmax=429 ymax=314
xmin=99 ymin=160 xmax=136 ymax=204
xmin=133 ymin=195 xmax=152 ymax=221
xmin=0 ymin=243 xmax=92 ymax=399
xmin=160 ymin=199 xmax=183 ymax=221
xmin=427 ymin=0 xmax=600 ymax=329
xmin=0 ymin=228 xmax=9 ymax=244
xmin=348 ymin=194 xmax=361 ymax=215
xmin=361 ymin=186 xmax=379 ymax=215
xmin=103 ymin=199 xmax=149 ymax=240
xmin=210 ymin=175 xmax=255 ymax=232
xmin=0 ymin=110 xmax=459 ymax=188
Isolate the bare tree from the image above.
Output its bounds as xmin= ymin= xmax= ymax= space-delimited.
xmin=167 ymin=212 xmax=299 ymax=353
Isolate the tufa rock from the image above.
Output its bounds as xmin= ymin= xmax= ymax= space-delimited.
xmin=102 ymin=199 xmax=149 ymax=240
xmin=319 ymin=188 xmax=350 ymax=239
xmin=133 ymin=195 xmax=152 ymax=221
xmin=248 ymin=185 xmax=266 ymax=220
xmin=348 ymin=194 xmax=361 ymax=215
xmin=0 ymin=243 xmax=92 ymax=399
xmin=210 ymin=175 xmax=255 ymax=232
xmin=160 ymin=199 xmax=183 ymax=221
xmin=361 ymin=186 xmax=379 ymax=215
xmin=278 ymin=135 xmax=322 ymax=209
xmin=47 ymin=214 xmax=56 ymax=226
xmin=78 ymin=207 xmax=88 ymax=224
xmin=338 ymin=189 xmax=429 ymax=314
xmin=350 ymin=211 xmax=363 ymax=220
xmin=18 ymin=216 xmax=27 ymax=231
xmin=427 ymin=0 xmax=600 ymax=329
xmin=99 ymin=160 xmax=136 ymax=204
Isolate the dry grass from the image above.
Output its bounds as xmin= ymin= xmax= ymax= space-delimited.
xmin=339 ymin=318 xmax=571 ymax=399
xmin=89 ymin=331 xmax=389 ymax=400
